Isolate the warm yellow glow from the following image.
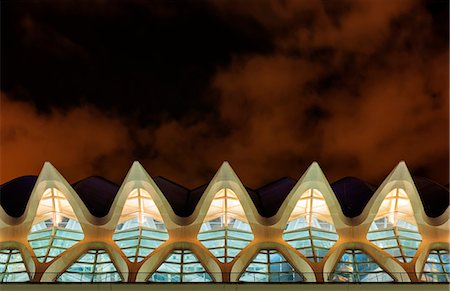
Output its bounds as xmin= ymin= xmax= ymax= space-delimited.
xmin=374 ymin=188 xmax=416 ymax=226
xmin=119 ymin=188 xmax=162 ymax=224
xmin=288 ymin=189 xmax=332 ymax=224
xmin=203 ymin=188 xmax=248 ymax=223
xmin=34 ymin=188 xmax=77 ymax=225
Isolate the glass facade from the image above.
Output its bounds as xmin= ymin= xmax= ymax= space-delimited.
xmin=149 ymin=249 xmax=212 ymax=282
xmin=28 ymin=188 xmax=84 ymax=263
xmin=239 ymin=249 xmax=303 ymax=282
xmin=330 ymin=249 xmax=394 ymax=282
xmin=57 ymin=249 xmax=122 ymax=282
xmin=367 ymin=188 xmax=422 ymax=263
xmin=421 ymin=250 xmax=450 ymax=282
xmin=0 ymin=249 xmax=30 ymax=282
xmin=283 ymin=189 xmax=338 ymax=262
xmin=198 ymin=189 xmax=254 ymax=263
xmin=113 ymin=188 xmax=168 ymax=262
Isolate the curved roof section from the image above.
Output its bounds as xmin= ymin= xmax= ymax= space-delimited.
xmin=72 ymin=176 xmax=119 ymax=217
xmin=1 ymin=174 xmax=448 ymax=219
xmin=0 ymin=176 xmax=37 ymax=217
xmin=331 ymin=177 xmax=376 ymax=217
xmin=252 ymin=177 xmax=297 ymax=217
xmin=413 ymin=176 xmax=450 ymax=218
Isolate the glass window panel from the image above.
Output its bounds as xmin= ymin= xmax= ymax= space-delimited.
xmin=28 ymin=189 xmax=84 ymax=263
xmin=282 ymin=230 xmax=309 ymax=240
xmin=330 ymin=249 xmax=394 ymax=282
xmin=239 ymin=249 xmax=303 ymax=282
xmin=210 ymin=249 xmax=225 ymax=257
xmin=198 ymin=189 xmax=254 ymax=262
xmin=0 ymin=250 xmax=30 ymax=283
xmin=57 ymin=249 xmax=122 ymax=282
xmin=367 ymin=188 xmax=421 ymax=262
xmin=283 ymin=189 xmax=337 ymax=262
xmin=421 ymin=250 xmax=450 ymax=282
xmin=114 ymin=188 xmax=168 ymax=262
xmin=149 ymin=249 xmax=212 ymax=283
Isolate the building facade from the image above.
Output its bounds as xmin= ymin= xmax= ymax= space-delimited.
xmin=0 ymin=161 xmax=448 ymax=284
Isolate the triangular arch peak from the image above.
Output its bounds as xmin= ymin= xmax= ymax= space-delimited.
xmin=239 ymin=249 xmax=303 ymax=282
xmin=107 ymin=161 xmax=175 ymax=229
xmin=275 ymin=162 xmax=344 ymax=229
xmin=191 ymin=162 xmax=261 ymax=226
xmin=148 ymin=249 xmax=213 ymax=282
xmin=28 ymin=186 xmax=84 ymax=263
xmin=113 ymin=187 xmax=169 ymax=262
xmin=283 ymin=188 xmax=338 ymax=262
xmin=365 ymin=163 xmax=424 ymax=263
xmin=329 ymin=249 xmax=394 ymax=282
xmin=197 ymin=188 xmax=254 ymax=263
xmin=24 ymin=162 xmax=91 ymax=225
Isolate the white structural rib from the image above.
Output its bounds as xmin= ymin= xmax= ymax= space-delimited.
xmin=104 ymin=161 xmax=175 ymax=230
xmin=0 ymin=160 xmax=448 ymax=283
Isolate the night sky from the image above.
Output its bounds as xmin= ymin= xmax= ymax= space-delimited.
xmin=1 ymin=0 xmax=449 ymax=188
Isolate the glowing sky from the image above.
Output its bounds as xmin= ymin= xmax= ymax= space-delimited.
xmin=1 ymin=0 xmax=448 ymax=187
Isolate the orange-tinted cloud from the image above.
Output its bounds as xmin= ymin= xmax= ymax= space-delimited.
xmin=0 ymin=93 xmax=132 ymax=183
xmin=1 ymin=0 xmax=448 ymax=188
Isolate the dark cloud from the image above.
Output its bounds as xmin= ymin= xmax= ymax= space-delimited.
xmin=1 ymin=0 xmax=448 ymax=187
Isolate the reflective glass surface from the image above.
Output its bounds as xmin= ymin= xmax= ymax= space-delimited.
xmin=57 ymin=249 xmax=122 ymax=282
xmin=330 ymin=249 xmax=394 ymax=282
xmin=239 ymin=249 xmax=303 ymax=282
xmin=421 ymin=250 xmax=450 ymax=282
xmin=283 ymin=189 xmax=338 ymax=262
xmin=28 ymin=188 xmax=84 ymax=263
xmin=198 ymin=189 xmax=254 ymax=263
xmin=149 ymin=249 xmax=212 ymax=282
xmin=113 ymin=188 xmax=168 ymax=262
xmin=367 ymin=188 xmax=422 ymax=262
xmin=0 ymin=249 xmax=30 ymax=282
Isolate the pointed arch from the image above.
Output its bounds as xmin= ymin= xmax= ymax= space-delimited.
xmin=239 ymin=249 xmax=303 ymax=282
xmin=274 ymin=162 xmax=345 ymax=229
xmin=323 ymin=242 xmax=410 ymax=282
xmin=148 ymin=248 xmax=213 ymax=282
xmin=329 ymin=249 xmax=394 ymax=282
xmin=112 ymin=187 xmax=169 ymax=262
xmin=42 ymin=242 xmax=128 ymax=282
xmin=105 ymin=161 xmax=175 ymax=229
xmin=362 ymin=162 xmax=425 ymax=263
xmin=0 ymin=241 xmax=36 ymax=282
xmin=136 ymin=242 xmax=222 ymax=282
xmin=416 ymin=242 xmax=450 ymax=283
xmin=28 ymin=187 xmax=84 ymax=263
xmin=230 ymin=242 xmax=315 ymax=282
xmin=197 ymin=188 xmax=254 ymax=263
xmin=0 ymin=249 xmax=31 ymax=282
xmin=57 ymin=249 xmax=122 ymax=282
xmin=189 ymin=162 xmax=261 ymax=227
xmin=277 ymin=163 xmax=340 ymax=262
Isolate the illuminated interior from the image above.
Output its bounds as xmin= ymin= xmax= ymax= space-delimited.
xmin=197 ymin=189 xmax=254 ymax=263
xmin=113 ymin=188 xmax=168 ymax=262
xmin=367 ymin=188 xmax=422 ymax=262
xmin=149 ymin=249 xmax=212 ymax=282
xmin=283 ymin=189 xmax=338 ymax=262
xmin=239 ymin=249 xmax=303 ymax=282
xmin=57 ymin=249 xmax=122 ymax=282
xmin=421 ymin=250 xmax=450 ymax=282
xmin=330 ymin=249 xmax=394 ymax=282
xmin=0 ymin=249 xmax=30 ymax=282
xmin=28 ymin=188 xmax=84 ymax=263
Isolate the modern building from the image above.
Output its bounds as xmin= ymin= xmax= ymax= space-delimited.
xmin=0 ymin=161 xmax=448 ymax=290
